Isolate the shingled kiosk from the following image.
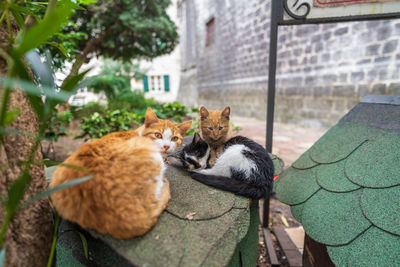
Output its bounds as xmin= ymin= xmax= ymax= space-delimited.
xmin=274 ymin=95 xmax=400 ymax=266
xmin=47 ymin=146 xmax=283 ymax=266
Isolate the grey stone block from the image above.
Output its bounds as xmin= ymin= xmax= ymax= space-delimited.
xmin=339 ymin=73 xmax=348 ymax=83
xmin=322 ymin=74 xmax=337 ymax=83
xmin=383 ymin=40 xmax=398 ymax=54
xmin=332 ymin=85 xmax=356 ymax=97
xmin=310 ymin=55 xmax=318 ymax=64
xmin=387 ymin=83 xmax=400 ymax=94
xmin=374 ymin=56 xmax=392 ymax=64
xmin=365 ymin=44 xmax=380 ymax=56
xmin=366 ymin=20 xmax=381 ymax=29
xmin=334 ymin=27 xmax=349 ymax=36
xmin=372 ymin=83 xmax=386 ymax=94
xmin=351 ymin=71 xmax=365 ymax=83
xmin=357 ymin=84 xmax=370 ymax=97
xmin=377 ymin=26 xmax=392 ymax=41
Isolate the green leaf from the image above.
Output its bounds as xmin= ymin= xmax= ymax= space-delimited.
xmin=43 ymin=160 xmax=90 ymax=176
xmin=26 ymin=50 xmax=55 ymax=89
xmin=61 ymin=69 xmax=92 ymax=93
xmin=0 ymin=77 xmax=72 ymax=102
xmin=23 ymin=175 xmax=93 ymax=208
xmin=15 ymin=0 xmax=75 ymax=57
xmin=10 ymin=9 xmax=25 ymax=28
xmin=0 ymin=248 xmax=5 ymax=267
xmin=4 ymin=109 xmax=20 ymax=126
xmin=45 ymin=42 xmax=68 ymax=58
xmin=76 ymin=231 xmax=89 ymax=259
xmin=9 ymin=3 xmax=39 ymax=20
xmin=46 ymin=213 xmax=60 ymax=267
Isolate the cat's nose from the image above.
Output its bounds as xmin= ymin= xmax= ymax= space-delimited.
xmin=163 ymin=145 xmax=170 ymax=150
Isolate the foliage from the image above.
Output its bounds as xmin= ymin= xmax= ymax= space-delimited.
xmin=0 ymin=0 xmax=96 ymax=264
xmin=76 ymin=110 xmax=140 ymax=140
xmin=186 ymin=116 xmax=200 ymax=136
xmin=46 ymin=0 xmax=179 ymax=78
xmin=87 ymin=59 xmax=145 ymax=99
xmin=42 ymin=110 xmax=74 ymax=159
xmin=45 ymin=111 xmax=74 ymax=142
xmin=154 ymin=102 xmax=192 ymax=122
xmin=70 ymin=101 xmax=106 ymax=119
xmin=231 ymin=122 xmax=242 ymax=132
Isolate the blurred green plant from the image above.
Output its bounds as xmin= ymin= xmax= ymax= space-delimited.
xmin=0 ymin=0 xmax=96 ymax=265
xmin=154 ymin=102 xmax=192 ymax=122
xmin=87 ymin=59 xmax=146 ymax=100
xmin=230 ymin=121 xmax=242 ymax=132
xmin=51 ymin=0 xmax=179 ymax=85
xmin=43 ymin=111 xmax=74 ymax=158
xmin=70 ymin=101 xmax=106 ymax=119
xmin=76 ymin=110 xmax=140 ymax=140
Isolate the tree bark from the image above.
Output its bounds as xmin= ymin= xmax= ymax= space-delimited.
xmin=0 ymin=20 xmax=53 ymax=267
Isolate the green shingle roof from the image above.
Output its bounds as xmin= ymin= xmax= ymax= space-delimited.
xmin=275 ymin=95 xmax=400 ymax=266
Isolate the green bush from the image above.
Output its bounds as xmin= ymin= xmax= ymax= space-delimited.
xmin=45 ymin=111 xmax=75 ymax=142
xmin=75 ymin=110 xmax=141 ymax=140
xmin=154 ymin=102 xmax=189 ymax=122
xmin=108 ymin=90 xmax=160 ymax=112
xmin=70 ymin=102 xmax=106 ymax=119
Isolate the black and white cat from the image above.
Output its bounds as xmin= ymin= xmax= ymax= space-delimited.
xmin=173 ymin=133 xmax=274 ymax=200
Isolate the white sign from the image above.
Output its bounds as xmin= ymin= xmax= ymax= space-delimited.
xmin=283 ymin=0 xmax=400 ymax=21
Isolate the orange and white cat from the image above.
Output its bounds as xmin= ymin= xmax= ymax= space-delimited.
xmin=50 ymin=108 xmax=191 ymax=239
xmin=200 ymin=106 xmax=232 ymax=166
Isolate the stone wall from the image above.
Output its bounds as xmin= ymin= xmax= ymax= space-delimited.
xmin=177 ymin=0 xmax=400 ymax=128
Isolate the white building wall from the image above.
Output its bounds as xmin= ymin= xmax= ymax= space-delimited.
xmin=135 ymin=0 xmax=181 ymax=103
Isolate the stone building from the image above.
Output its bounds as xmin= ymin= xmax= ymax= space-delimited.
xmin=177 ymin=0 xmax=400 ymax=128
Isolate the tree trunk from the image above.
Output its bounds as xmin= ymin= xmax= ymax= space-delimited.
xmin=0 ymin=20 xmax=53 ymax=267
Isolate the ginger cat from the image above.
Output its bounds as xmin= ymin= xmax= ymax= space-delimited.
xmin=50 ymin=108 xmax=191 ymax=239
xmin=199 ymin=106 xmax=232 ymax=167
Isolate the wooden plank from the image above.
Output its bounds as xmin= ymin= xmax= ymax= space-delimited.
xmin=303 ymin=234 xmax=335 ymax=267
xmin=273 ymin=226 xmax=303 ymax=267
xmin=262 ymin=228 xmax=280 ymax=267
xmin=259 ymin=201 xmax=280 ymax=266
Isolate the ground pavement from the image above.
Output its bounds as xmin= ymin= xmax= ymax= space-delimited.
xmin=232 ymin=116 xmax=326 ymax=168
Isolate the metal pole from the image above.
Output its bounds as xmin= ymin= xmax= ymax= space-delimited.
xmin=263 ymin=0 xmax=280 ymax=228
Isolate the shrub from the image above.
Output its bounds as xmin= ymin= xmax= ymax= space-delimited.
xmin=45 ymin=111 xmax=75 ymax=142
xmin=70 ymin=102 xmax=106 ymax=119
xmin=75 ymin=110 xmax=141 ymax=140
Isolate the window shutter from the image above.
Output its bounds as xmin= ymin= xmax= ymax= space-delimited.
xmin=163 ymin=75 xmax=170 ymax=92
xmin=143 ymin=76 xmax=149 ymax=92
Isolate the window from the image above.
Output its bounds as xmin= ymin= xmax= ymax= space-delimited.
xmin=143 ymin=75 xmax=170 ymax=92
xmin=206 ymin=18 xmax=215 ymax=47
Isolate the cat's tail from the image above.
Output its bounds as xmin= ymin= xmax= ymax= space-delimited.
xmin=190 ymin=173 xmax=270 ymax=200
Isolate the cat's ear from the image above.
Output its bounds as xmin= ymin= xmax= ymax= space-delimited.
xmin=178 ymin=120 xmax=192 ymax=136
xmin=193 ymin=132 xmax=201 ymax=143
xmin=200 ymin=106 xmax=209 ymax=120
xmin=144 ymin=108 xmax=158 ymax=127
xmin=222 ymin=106 xmax=230 ymax=120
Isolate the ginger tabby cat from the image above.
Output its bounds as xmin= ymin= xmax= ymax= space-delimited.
xmin=50 ymin=108 xmax=191 ymax=239
xmin=199 ymin=106 xmax=232 ymax=167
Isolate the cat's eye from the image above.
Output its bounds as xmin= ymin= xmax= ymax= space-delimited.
xmin=171 ymin=136 xmax=179 ymax=142
xmin=208 ymin=127 xmax=213 ymax=130
xmin=219 ymin=127 xmax=223 ymax=130
xmin=155 ymin=133 xmax=162 ymax=139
